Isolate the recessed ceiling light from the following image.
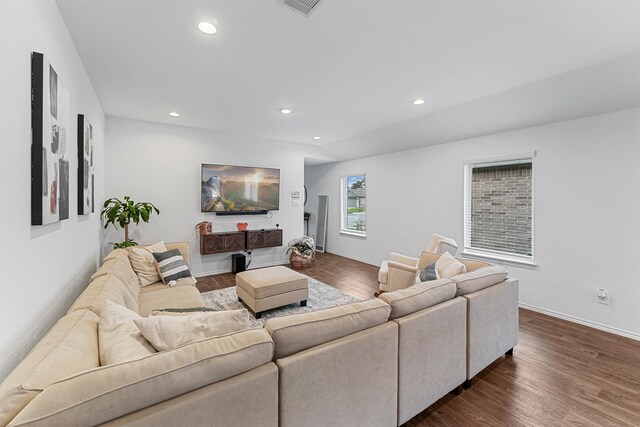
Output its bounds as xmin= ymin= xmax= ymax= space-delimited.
xmin=412 ymin=98 xmax=426 ymax=105
xmin=280 ymin=108 xmax=292 ymax=114
xmin=168 ymin=112 xmax=180 ymax=117
xmin=313 ymin=136 xmax=321 ymax=140
xmin=198 ymin=22 xmax=217 ymax=35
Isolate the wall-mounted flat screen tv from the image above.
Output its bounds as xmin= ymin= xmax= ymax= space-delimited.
xmin=201 ymin=164 xmax=280 ymax=214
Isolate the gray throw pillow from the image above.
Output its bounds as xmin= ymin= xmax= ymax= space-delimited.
xmin=153 ymin=249 xmax=193 ymax=284
xmin=419 ymin=263 xmax=438 ymax=282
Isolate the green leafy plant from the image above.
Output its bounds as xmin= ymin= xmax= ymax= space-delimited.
xmin=101 ymin=196 xmax=160 ymax=249
xmin=354 ymin=218 xmax=366 ymax=231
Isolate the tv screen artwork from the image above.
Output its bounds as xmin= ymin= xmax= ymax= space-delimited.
xmin=201 ymin=164 xmax=280 ymax=213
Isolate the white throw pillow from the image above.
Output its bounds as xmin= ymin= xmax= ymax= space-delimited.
xmin=435 ymin=252 xmax=467 ymax=278
xmin=134 ymin=309 xmax=250 ymax=351
xmin=128 ymin=241 xmax=167 ymax=287
xmin=98 ymin=300 xmax=157 ymax=365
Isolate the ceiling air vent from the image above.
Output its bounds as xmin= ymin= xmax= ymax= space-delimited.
xmin=278 ymin=0 xmax=324 ymax=17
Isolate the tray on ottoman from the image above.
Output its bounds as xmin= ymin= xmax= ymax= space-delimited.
xmin=236 ymin=266 xmax=309 ymax=318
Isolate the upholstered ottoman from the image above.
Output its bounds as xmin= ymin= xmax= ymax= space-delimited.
xmin=236 ymin=266 xmax=309 ymax=318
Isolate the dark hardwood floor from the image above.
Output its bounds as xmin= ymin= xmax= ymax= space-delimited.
xmin=197 ymin=252 xmax=640 ymax=426
xmin=196 ymin=251 xmax=379 ymax=301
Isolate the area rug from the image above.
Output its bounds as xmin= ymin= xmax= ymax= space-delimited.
xmin=201 ymin=276 xmax=361 ymax=328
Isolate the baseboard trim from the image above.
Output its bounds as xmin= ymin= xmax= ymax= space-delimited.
xmin=194 ymin=260 xmax=288 ymax=278
xmin=519 ymin=302 xmax=640 ymax=341
xmin=325 ymin=250 xmax=379 ymax=267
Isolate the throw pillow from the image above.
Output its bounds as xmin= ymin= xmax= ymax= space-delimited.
xmin=153 ymin=249 xmax=193 ymax=285
xmin=98 ymin=300 xmax=157 ymax=365
xmin=416 ymin=263 xmax=438 ymax=283
xmin=435 ymin=251 xmax=467 ymax=278
xmin=151 ymin=307 xmax=217 ymax=316
xmin=134 ymin=309 xmax=250 ymax=351
xmin=416 ymin=251 xmax=440 ymax=270
xmin=129 ymin=241 xmax=167 ymax=287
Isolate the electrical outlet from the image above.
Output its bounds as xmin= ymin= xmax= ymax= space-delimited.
xmin=596 ymin=288 xmax=609 ymax=305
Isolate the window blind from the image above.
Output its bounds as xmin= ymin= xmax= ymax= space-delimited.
xmin=464 ymin=160 xmax=533 ymax=258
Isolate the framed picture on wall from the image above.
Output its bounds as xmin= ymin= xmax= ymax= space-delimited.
xmin=31 ymin=52 xmax=70 ymax=225
xmin=77 ymin=114 xmax=94 ymax=215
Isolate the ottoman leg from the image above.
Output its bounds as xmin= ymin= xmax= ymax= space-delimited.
xmin=238 ymin=296 xmax=242 ymax=302
xmin=255 ymin=311 xmax=262 ymax=319
xmin=300 ymin=300 xmax=307 ymax=307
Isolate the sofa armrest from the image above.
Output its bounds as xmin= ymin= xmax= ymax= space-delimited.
xmin=383 ymin=262 xmax=419 ymax=292
xmin=388 ymin=253 xmax=419 ymax=267
xmin=387 ymin=260 xmax=418 ymax=273
xmin=8 ymin=329 xmax=274 ymax=427
xmin=464 ymin=278 xmax=519 ymax=379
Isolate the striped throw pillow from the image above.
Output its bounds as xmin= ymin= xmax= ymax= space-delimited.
xmin=153 ymin=249 xmax=193 ymax=284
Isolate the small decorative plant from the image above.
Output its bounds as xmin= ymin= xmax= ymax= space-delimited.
xmin=101 ymin=196 xmax=160 ymax=249
xmin=304 ymin=211 xmax=311 ymax=220
xmin=286 ymin=236 xmax=316 ymax=268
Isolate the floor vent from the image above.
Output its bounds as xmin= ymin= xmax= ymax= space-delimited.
xmin=278 ymin=0 xmax=324 ymax=16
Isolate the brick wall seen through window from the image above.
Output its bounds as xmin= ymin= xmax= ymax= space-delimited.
xmin=467 ymin=162 xmax=533 ymax=257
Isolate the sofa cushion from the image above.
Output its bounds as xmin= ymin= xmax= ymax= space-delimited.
xmin=103 ymin=248 xmax=130 ymax=262
xmin=134 ymin=309 xmax=250 ymax=351
xmin=153 ymin=249 xmax=193 ymax=285
xmin=435 ymin=252 xmax=467 ymax=278
xmin=264 ymin=298 xmax=390 ymax=359
xmin=0 ymin=310 xmax=99 ymax=426
xmin=98 ymin=300 xmax=157 ymax=365
xmin=128 ymin=241 xmax=167 ymax=287
xmin=7 ymin=329 xmax=274 ymax=427
xmin=90 ymin=258 xmax=140 ymax=301
xmin=68 ymin=274 xmax=139 ymax=316
xmin=379 ymin=279 xmax=457 ymax=320
xmin=452 ymin=265 xmax=509 ymax=296
xmin=138 ymin=286 xmax=205 ymax=317
xmin=138 ymin=277 xmax=197 ymax=294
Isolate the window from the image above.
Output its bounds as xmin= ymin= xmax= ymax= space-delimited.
xmin=464 ymin=154 xmax=534 ymax=264
xmin=340 ymin=174 xmax=366 ymax=236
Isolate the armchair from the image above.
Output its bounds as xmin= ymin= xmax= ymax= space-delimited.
xmin=376 ymin=234 xmax=458 ymax=295
xmin=427 ymin=233 xmax=458 ymax=255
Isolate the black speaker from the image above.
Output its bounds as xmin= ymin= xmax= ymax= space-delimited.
xmin=232 ymin=253 xmax=246 ymax=274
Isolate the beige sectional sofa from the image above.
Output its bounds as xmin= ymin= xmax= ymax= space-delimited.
xmin=0 ymin=243 xmax=279 ymax=427
xmin=0 ymin=245 xmax=518 ymax=427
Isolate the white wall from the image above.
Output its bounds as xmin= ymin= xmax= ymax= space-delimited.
xmin=0 ymin=0 xmax=106 ymax=380
xmin=305 ymin=109 xmax=640 ymax=339
xmin=105 ymin=117 xmax=325 ymax=276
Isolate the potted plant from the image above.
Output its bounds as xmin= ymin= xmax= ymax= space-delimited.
xmin=304 ymin=211 xmax=311 ymax=220
xmin=286 ymin=236 xmax=316 ymax=268
xmin=101 ymin=196 xmax=160 ymax=249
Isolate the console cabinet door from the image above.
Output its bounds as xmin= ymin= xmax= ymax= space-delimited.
xmin=201 ymin=229 xmax=282 ymax=254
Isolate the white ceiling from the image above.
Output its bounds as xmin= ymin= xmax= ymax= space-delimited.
xmin=56 ymin=0 xmax=640 ymax=156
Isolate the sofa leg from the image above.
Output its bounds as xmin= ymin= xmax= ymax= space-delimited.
xmin=255 ymin=312 xmax=262 ymax=319
xmin=506 ymin=347 xmax=514 ymax=356
xmin=463 ymin=379 xmax=472 ymax=389
xmin=451 ymin=384 xmax=463 ymax=395
xmin=238 ymin=296 xmax=242 ymax=302
xmin=300 ymin=300 xmax=307 ymax=307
